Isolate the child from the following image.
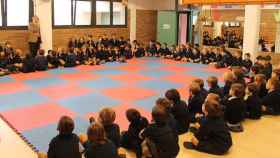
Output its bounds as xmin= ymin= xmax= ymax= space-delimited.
xmin=165 ymin=89 xmax=190 ymax=134
xmin=223 ymin=83 xmax=246 ymax=132
xmin=188 ymin=82 xmax=205 ymax=120
xmin=162 ymin=43 xmax=172 ymax=58
xmin=83 ymin=123 xmax=119 ymax=158
xmin=140 ymin=106 xmax=180 ymax=158
xmin=200 ymin=47 xmax=210 ymax=64
xmin=156 ymin=98 xmax=179 ymax=137
xmin=134 ymin=43 xmax=145 ymax=58
xmin=0 ymin=51 xmax=10 ymax=75
xmin=207 ymin=76 xmax=223 ymax=97
xmin=184 ymin=100 xmax=232 ymax=155
xmin=64 ymin=48 xmax=78 ymax=67
xmin=254 ymin=74 xmax=268 ymax=99
xmin=121 ymin=109 xmax=148 ymax=158
xmin=244 ymin=83 xmax=262 ymax=119
xmin=262 ymin=55 xmax=273 ymax=79
xmin=48 ymin=116 xmax=82 ymax=158
xmin=155 ymin=42 xmax=164 ymax=57
xmin=216 ymin=49 xmax=232 ymax=68
xmin=272 ymin=68 xmax=280 ymax=80
xmin=222 ymin=72 xmax=235 ymax=98
xmin=146 ymin=40 xmax=156 ymax=56
xmin=230 ymin=51 xmax=243 ymax=67
xmin=190 ymin=48 xmax=201 ymax=63
xmin=21 ymin=54 xmax=36 ymax=73
xmin=98 ymin=108 xmax=120 ymax=147
xmin=262 ymin=78 xmax=280 ymax=115
xmin=242 ymin=53 xmax=253 ymax=73
xmin=35 ymin=49 xmax=48 ymax=71
xmin=47 ymin=50 xmax=60 ymax=69
xmin=192 ymin=78 xmax=208 ymax=100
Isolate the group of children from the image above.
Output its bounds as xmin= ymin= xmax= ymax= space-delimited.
xmin=46 ymin=61 xmax=280 ymax=158
xmin=0 ymin=34 xmax=265 ymax=77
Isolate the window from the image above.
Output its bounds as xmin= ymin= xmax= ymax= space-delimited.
xmin=54 ymin=0 xmax=72 ymax=25
xmin=74 ymin=0 xmax=92 ymax=25
xmin=52 ymin=0 xmax=127 ymax=27
xmin=0 ymin=1 xmax=2 ymax=26
xmin=113 ymin=2 xmax=126 ymax=25
xmin=7 ymin=0 xmax=30 ymax=26
xmin=96 ymin=1 xmax=110 ymax=25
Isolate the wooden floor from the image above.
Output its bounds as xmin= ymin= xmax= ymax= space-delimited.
xmin=0 ymin=116 xmax=280 ymax=158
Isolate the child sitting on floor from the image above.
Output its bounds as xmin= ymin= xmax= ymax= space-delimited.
xmin=98 ymin=108 xmax=120 ymax=147
xmin=188 ymin=82 xmax=205 ymax=122
xmin=184 ymin=100 xmax=232 ymax=155
xmin=120 ymin=109 xmax=148 ymax=158
xmin=35 ymin=49 xmax=48 ymax=71
xmin=223 ymin=83 xmax=246 ymax=132
xmin=262 ymin=77 xmax=280 ymax=115
xmin=244 ymin=83 xmax=262 ymax=119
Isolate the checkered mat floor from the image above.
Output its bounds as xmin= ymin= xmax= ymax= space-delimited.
xmin=0 ymin=57 xmax=227 ymax=152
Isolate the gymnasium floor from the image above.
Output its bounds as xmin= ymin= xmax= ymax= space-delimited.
xmin=0 ymin=57 xmax=279 ymax=158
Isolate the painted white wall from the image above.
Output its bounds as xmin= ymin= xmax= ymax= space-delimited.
xmin=34 ymin=0 xmax=53 ymax=51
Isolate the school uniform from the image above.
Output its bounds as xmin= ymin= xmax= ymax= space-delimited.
xmin=223 ymin=96 xmax=246 ymax=125
xmin=77 ymin=41 xmax=85 ymax=49
xmin=262 ymin=90 xmax=280 ymax=115
xmin=141 ymin=123 xmax=180 ymax=158
xmin=58 ymin=52 xmax=67 ymax=66
xmin=200 ymin=88 xmax=208 ymax=100
xmin=170 ymin=100 xmax=190 ymax=134
xmin=260 ymin=64 xmax=273 ymax=80
xmin=209 ymin=85 xmax=223 ymax=97
xmin=121 ymin=116 xmax=148 ymax=158
xmin=135 ymin=47 xmax=145 ymax=58
xmin=258 ymin=83 xmax=268 ymax=99
xmin=185 ymin=48 xmax=193 ymax=60
xmin=162 ymin=48 xmax=172 ymax=57
xmin=200 ymin=53 xmax=210 ymax=64
xmin=48 ymin=133 xmax=82 ymax=158
xmin=123 ymin=49 xmax=133 ymax=59
xmin=193 ymin=116 xmax=232 ymax=155
xmin=242 ymin=59 xmax=253 ymax=71
xmin=77 ymin=52 xmax=88 ymax=65
xmin=231 ymin=57 xmax=243 ymax=67
xmin=47 ymin=54 xmax=60 ymax=68
xmin=147 ymin=46 xmax=157 ymax=56
xmin=245 ymin=95 xmax=262 ymax=119
xmin=35 ymin=55 xmax=48 ymax=71
xmin=65 ymin=52 xmax=78 ymax=67
xmin=188 ymin=94 xmax=204 ymax=121
xmin=83 ymin=140 xmax=119 ymax=158
xmin=208 ymin=52 xmax=217 ymax=63
xmin=22 ymin=56 xmax=36 ymax=73
xmin=103 ymin=123 xmax=121 ymax=148
xmin=191 ymin=51 xmax=201 ymax=63
xmin=217 ymin=53 xmax=232 ymax=68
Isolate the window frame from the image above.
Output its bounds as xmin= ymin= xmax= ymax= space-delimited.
xmin=52 ymin=0 xmax=128 ymax=29
xmin=0 ymin=0 xmax=34 ymax=30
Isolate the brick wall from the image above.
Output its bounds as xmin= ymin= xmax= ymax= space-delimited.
xmin=0 ymin=30 xmax=29 ymax=52
xmin=136 ymin=10 xmax=157 ymax=44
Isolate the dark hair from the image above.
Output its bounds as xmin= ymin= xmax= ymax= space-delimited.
xmin=156 ymin=98 xmax=171 ymax=111
xmin=204 ymin=100 xmax=223 ymax=117
xmin=126 ymin=109 xmax=141 ymax=122
xmin=87 ymin=123 xmax=107 ymax=144
xmin=57 ymin=116 xmax=74 ymax=135
xmin=245 ymin=53 xmax=251 ymax=57
xmin=207 ymin=76 xmax=218 ymax=87
xmin=265 ymin=55 xmax=271 ymax=61
xmin=99 ymin=108 xmax=116 ymax=126
xmin=152 ymin=106 xmax=167 ymax=124
xmin=38 ymin=49 xmax=45 ymax=56
xmin=193 ymin=78 xmax=204 ymax=89
xmin=230 ymin=83 xmax=245 ymax=98
xmin=247 ymin=83 xmax=258 ymax=95
xmin=165 ymin=89 xmax=181 ymax=103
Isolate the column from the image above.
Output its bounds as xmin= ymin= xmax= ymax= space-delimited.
xmin=275 ymin=22 xmax=280 ymax=53
xmin=243 ymin=5 xmax=261 ymax=60
xmin=34 ymin=0 xmax=53 ymax=51
xmin=129 ymin=7 xmax=137 ymax=42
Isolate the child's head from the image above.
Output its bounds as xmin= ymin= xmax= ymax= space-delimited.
xmin=156 ymin=98 xmax=171 ymax=111
xmin=266 ymin=77 xmax=280 ymax=91
xmin=98 ymin=108 xmax=116 ymax=126
xmin=205 ymin=93 xmax=221 ymax=103
xmin=87 ymin=123 xmax=107 ymax=144
xmin=244 ymin=53 xmax=251 ymax=60
xmin=165 ymin=89 xmax=181 ymax=104
xmin=189 ymin=82 xmax=201 ymax=96
xmin=246 ymin=83 xmax=258 ymax=96
xmin=202 ymin=100 xmax=223 ymax=117
xmin=126 ymin=108 xmax=141 ymax=123
xmin=193 ymin=78 xmax=204 ymax=89
xmin=272 ymin=69 xmax=280 ymax=80
xmin=57 ymin=116 xmax=74 ymax=135
xmin=232 ymin=67 xmax=244 ymax=81
xmin=152 ymin=105 xmax=167 ymax=124
xmin=89 ymin=116 xmax=95 ymax=124
xmin=38 ymin=49 xmax=45 ymax=56
xmin=223 ymin=71 xmax=235 ymax=83
xmin=229 ymin=83 xmax=244 ymax=98
xmin=264 ymin=55 xmax=271 ymax=64
xmin=207 ymin=76 xmax=218 ymax=88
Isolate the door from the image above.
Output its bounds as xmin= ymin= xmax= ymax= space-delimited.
xmin=157 ymin=11 xmax=177 ymax=46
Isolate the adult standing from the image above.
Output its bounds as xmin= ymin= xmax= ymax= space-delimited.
xmin=28 ymin=16 xmax=41 ymax=57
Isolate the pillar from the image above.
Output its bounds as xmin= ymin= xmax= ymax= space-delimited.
xmin=243 ymin=5 xmax=261 ymax=60
xmin=275 ymin=22 xmax=280 ymax=53
xmin=129 ymin=7 xmax=137 ymax=42
xmin=34 ymin=0 xmax=53 ymax=51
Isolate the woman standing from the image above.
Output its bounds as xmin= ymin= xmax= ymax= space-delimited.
xmin=28 ymin=16 xmax=41 ymax=57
